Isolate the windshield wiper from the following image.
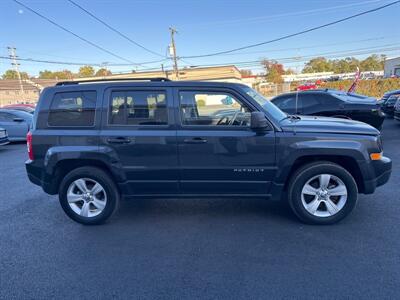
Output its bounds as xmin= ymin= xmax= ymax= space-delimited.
xmin=281 ymin=114 xmax=301 ymax=121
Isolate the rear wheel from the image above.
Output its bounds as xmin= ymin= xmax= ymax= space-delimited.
xmin=288 ymin=162 xmax=358 ymax=225
xmin=59 ymin=167 xmax=119 ymax=225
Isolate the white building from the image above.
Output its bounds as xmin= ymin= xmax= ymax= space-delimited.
xmin=384 ymin=57 xmax=400 ymax=78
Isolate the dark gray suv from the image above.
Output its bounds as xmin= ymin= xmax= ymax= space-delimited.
xmin=26 ymin=78 xmax=392 ymax=225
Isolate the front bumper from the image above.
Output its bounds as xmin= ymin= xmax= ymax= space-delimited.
xmin=361 ymin=156 xmax=392 ymax=194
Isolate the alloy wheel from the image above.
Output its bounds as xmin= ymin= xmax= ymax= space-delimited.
xmin=67 ymin=178 xmax=107 ymax=218
xmin=301 ymin=174 xmax=347 ymax=217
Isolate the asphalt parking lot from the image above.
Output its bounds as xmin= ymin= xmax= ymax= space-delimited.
xmin=0 ymin=120 xmax=399 ymax=299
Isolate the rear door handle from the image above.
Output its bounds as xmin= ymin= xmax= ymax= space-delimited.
xmin=106 ymin=137 xmax=132 ymax=144
xmin=183 ymin=137 xmax=208 ymax=144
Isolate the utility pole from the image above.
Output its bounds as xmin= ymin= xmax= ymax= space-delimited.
xmin=169 ymin=27 xmax=179 ymax=79
xmin=7 ymin=47 xmax=24 ymax=94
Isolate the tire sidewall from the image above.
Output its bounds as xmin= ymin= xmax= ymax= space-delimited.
xmin=59 ymin=167 xmax=118 ymax=225
xmin=289 ymin=163 xmax=358 ymax=225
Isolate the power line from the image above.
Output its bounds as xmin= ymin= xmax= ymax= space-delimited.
xmin=202 ymin=36 xmax=399 ymax=57
xmin=178 ymin=45 xmax=400 ymax=69
xmin=66 ymin=0 xmax=165 ymax=58
xmin=181 ymin=0 xmax=400 ymax=58
xmin=0 ymin=44 xmax=397 ymax=70
xmin=0 ymin=55 xmax=169 ymax=67
xmin=11 ymin=0 xmax=140 ymax=65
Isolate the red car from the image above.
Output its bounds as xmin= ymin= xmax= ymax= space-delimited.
xmin=2 ymin=104 xmax=35 ymax=114
xmin=297 ymin=83 xmax=318 ymax=91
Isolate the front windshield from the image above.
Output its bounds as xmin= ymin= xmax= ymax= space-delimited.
xmin=241 ymin=86 xmax=287 ymax=121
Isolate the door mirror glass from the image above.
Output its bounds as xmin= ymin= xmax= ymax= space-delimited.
xmin=250 ymin=112 xmax=269 ymax=130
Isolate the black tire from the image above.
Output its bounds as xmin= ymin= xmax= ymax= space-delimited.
xmin=287 ymin=162 xmax=358 ymax=225
xmin=59 ymin=166 xmax=120 ymax=225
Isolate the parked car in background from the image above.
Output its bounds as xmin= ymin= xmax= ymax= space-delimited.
xmin=394 ymin=98 xmax=400 ymax=122
xmin=0 ymin=109 xmax=33 ymax=141
xmin=297 ymin=83 xmax=318 ymax=91
xmin=271 ymin=89 xmax=385 ymax=130
xmin=380 ymin=89 xmax=400 ymax=104
xmin=380 ymin=94 xmax=400 ymax=117
xmin=1 ymin=104 xmax=35 ymax=114
xmin=0 ymin=128 xmax=9 ymax=146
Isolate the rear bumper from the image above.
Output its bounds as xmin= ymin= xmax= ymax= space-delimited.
xmin=26 ymin=160 xmax=58 ymax=195
xmin=361 ymin=156 xmax=392 ymax=194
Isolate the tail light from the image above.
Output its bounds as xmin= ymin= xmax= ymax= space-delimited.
xmin=27 ymin=131 xmax=34 ymax=160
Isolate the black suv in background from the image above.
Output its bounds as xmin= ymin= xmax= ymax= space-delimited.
xmin=394 ymin=98 xmax=400 ymax=122
xmin=271 ymin=89 xmax=385 ymax=130
xmin=380 ymin=89 xmax=400 ymax=104
xmin=26 ymin=79 xmax=391 ymax=225
xmin=381 ymin=94 xmax=400 ymax=118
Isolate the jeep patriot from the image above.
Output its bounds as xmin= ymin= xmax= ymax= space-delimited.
xmin=26 ymin=78 xmax=392 ymax=225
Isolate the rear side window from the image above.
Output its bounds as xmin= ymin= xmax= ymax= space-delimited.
xmin=48 ymin=91 xmax=96 ymax=127
xmin=109 ymin=90 xmax=168 ymax=125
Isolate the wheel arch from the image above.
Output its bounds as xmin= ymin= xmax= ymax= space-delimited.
xmin=283 ymin=155 xmax=365 ymax=194
xmin=42 ymin=146 xmax=125 ymax=195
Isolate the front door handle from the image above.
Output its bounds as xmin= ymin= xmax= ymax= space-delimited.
xmin=106 ymin=137 xmax=132 ymax=144
xmin=183 ymin=137 xmax=208 ymax=144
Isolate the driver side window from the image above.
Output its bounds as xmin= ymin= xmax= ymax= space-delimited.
xmin=179 ymin=91 xmax=250 ymax=126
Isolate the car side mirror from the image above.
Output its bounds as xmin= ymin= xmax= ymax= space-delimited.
xmin=250 ymin=111 xmax=270 ymax=130
xmin=13 ymin=118 xmax=24 ymax=123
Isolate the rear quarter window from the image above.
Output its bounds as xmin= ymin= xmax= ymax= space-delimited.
xmin=48 ymin=91 xmax=96 ymax=127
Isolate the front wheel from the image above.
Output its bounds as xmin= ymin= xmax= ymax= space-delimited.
xmin=288 ymin=162 xmax=358 ymax=225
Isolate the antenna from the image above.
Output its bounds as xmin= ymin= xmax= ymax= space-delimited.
xmin=294 ymin=84 xmax=300 ymax=135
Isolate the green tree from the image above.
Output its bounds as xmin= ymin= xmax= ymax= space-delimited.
xmin=95 ymin=68 xmax=112 ymax=77
xmin=331 ymin=57 xmax=359 ymax=73
xmin=2 ymin=69 xmax=29 ymax=79
xmin=302 ymin=57 xmax=332 ymax=73
xmin=39 ymin=69 xmax=73 ymax=79
xmin=360 ymin=55 xmax=384 ymax=71
xmin=38 ymin=70 xmax=54 ymax=79
xmin=78 ymin=65 xmax=95 ymax=77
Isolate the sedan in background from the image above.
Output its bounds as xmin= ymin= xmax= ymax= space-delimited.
xmin=271 ymin=89 xmax=385 ymax=130
xmin=1 ymin=104 xmax=35 ymax=114
xmin=0 ymin=109 xmax=33 ymax=141
xmin=0 ymin=128 xmax=9 ymax=146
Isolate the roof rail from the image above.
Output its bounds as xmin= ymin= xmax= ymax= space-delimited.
xmin=55 ymin=77 xmax=171 ymax=86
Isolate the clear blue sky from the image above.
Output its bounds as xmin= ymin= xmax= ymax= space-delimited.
xmin=1 ymin=0 xmax=399 ymax=76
